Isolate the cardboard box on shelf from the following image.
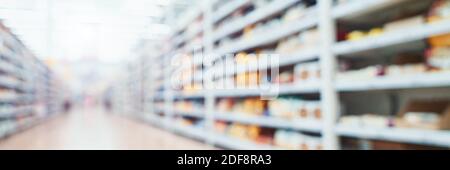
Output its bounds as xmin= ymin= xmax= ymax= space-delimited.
xmin=371 ymin=140 xmax=443 ymax=150
xmin=397 ymin=100 xmax=450 ymax=130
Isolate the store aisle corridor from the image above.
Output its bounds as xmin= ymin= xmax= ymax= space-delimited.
xmin=0 ymin=108 xmax=212 ymax=150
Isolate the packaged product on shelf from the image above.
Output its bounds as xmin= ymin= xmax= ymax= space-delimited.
xmin=282 ymin=4 xmax=310 ymax=22
xmin=274 ymin=130 xmax=322 ymax=150
xmin=276 ymin=29 xmax=319 ymax=54
xmin=428 ymin=0 xmax=450 ymax=46
xmin=339 ymin=115 xmax=361 ymax=126
xmin=255 ymin=130 xmax=274 ymax=145
xmin=214 ymin=121 xmax=228 ymax=133
xmin=235 ymin=73 xmax=246 ymax=87
xmin=337 ymin=65 xmax=384 ymax=81
xmin=360 ymin=114 xmax=392 ymax=128
xmin=346 ymin=30 xmax=366 ymax=41
xmin=396 ymin=100 xmax=450 ymax=130
xmin=367 ymin=28 xmax=384 ymax=37
xmin=428 ymin=33 xmax=450 ymax=48
xmin=340 ymin=114 xmax=392 ymax=128
xmin=235 ymin=52 xmax=258 ymax=65
xmin=268 ymin=98 xmax=295 ymax=119
xmin=175 ymin=101 xmax=188 ymax=111
xmin=274 ymin=130 xmax=295 ymax=149
xmin=273 ymin=70 xmax=293 ymax=84
xmin=247 ymin=125 xmax=260 ymax=140
xmin=346 ymin=28 xmax=384 ymax=41
xmin=243 ymin=25 xmax=256 ymax=39
xmin=345 ymin=14 xmax=427 ymax=42
xmin=426 ymin=47 xmax=450 ymax=70
xmin=268 ymin=97 xmax=321 ymax=120
xmin=250 ymin=99 xmax=266 ymax=116
xmin=183 ymin=83 xmax=202 ymax=94
xmin=386 ymin=64 xmax=428 ymax=76
xmin=247 ymin=125 xmax=272 ymax=144
xmin=297 ymin=29 xmax=320 ymax=49
xmin=228 ymin=123 xmax=248 ymax=140
xmin=231 ymin=98 xmax=266 ymax=116
xmin=428 ymin=0 xmax=450 ymax=22
xmin=294 ymin=62 xmax=320 ymax=83
xmin=175 ymin=100 xmax=204 ymax=112
xmin=177 ymin=118 xmax=195 ymax=126
xmin=276 ymin=36 xmax=299 ymax=54
xmin=236 ymin=72 xmax=260 ymax=87
xmin=296 ymin=101 xmax=322 ymax=120
xmin=384 ymin=15 xmax=424 ymax=33
xmin=217 ymin=98 xmax=234 ymax=112
xmin=301 ymin=134 xmax=323 ymax=150
xmin=224 ymin=122 xmax=274 ymax=145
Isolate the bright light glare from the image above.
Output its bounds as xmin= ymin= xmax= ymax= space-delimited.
xmin=0 ymin=0 xmax=173 ymax=94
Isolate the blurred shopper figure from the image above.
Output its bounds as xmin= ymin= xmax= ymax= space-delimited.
xmin=103 ymin=87 xmax=113 ymax=112
xmin=104 ymin=99 xmax=112 ymax=111
xmin=63 ymin=99 xmax=72 ymax=113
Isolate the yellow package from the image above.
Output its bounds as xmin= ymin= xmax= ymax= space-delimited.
xmin=429 ymin=34 xmax=450 ymax=47
xmin=368 ymin=28 xmax=384 ymax=37
xmin=235 ymin=52 xmax=249 ymax=64
xmin=247 ymin=72 xmax=259 ymax=86
xmin=347 ymin=31 xmax=366 ymax=41
xmin=253 ymin=100 xmax=265 ymax=116
xmin=247 ymin=125 xmax=261 ymax=140
xmin=243 ymin=25 xmax=255 ymax=39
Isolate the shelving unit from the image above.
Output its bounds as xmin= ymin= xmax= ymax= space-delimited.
xmin=122 ymin=0 xmax=450 ymax=150
xmin=0 ymin=21 xmax=64 ymax=139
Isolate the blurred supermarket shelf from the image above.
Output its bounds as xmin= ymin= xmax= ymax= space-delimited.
xmin=213 ymin=48 xmax=319 ymax=78
xmin=336 ymin=125 xmax=450 ymax=148
xmin=174 ymin=91 xmax=206 ymax=99
xmin=173 ymin=124 xmax=207 ymax=141
xmin=119 ymin=0 xmax=450 ymax=150
xmin=337 ymin=72 xmax=450 ymax=92
xmin=213 ymin=0 xmax=299 ymax=42
xmin=214 ymin=17 xmax=317 ymax=59
xmin=173 ymin=109 xmax=205 ymax=118
xmin=332 ymin=0 xmax=409 ymax=19
xmin=213 ymin=83 xmax=320 ymax=97
xmin=334 ymin=21 xmax=450 ymax=55
xmin=215 ymin=113 xmax=322 ymax=133
xmin=212 ymin=0 xmax=251 ymax=23
xmin=213 ymin=133 xmax=279 ymax=150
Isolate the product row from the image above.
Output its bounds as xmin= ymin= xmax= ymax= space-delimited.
xmin=215 ymin=121 xmax=322 ymax=150
xmin=338 ymin=50 xmax=450 ymax=81
xmin=214 ymin=0 xmax=317 ymax=49
xmin=216 ymin=97 xmax=321 ymax=121
xmin=340 ymin=100 xmax=450 ymax=130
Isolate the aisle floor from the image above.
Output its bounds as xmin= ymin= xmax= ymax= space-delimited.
xmin=0 ymin=108 xmax=213 ymax=150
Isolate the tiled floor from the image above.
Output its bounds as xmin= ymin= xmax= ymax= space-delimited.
xmin=0 ymin=108 xmax=212 ymax=150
